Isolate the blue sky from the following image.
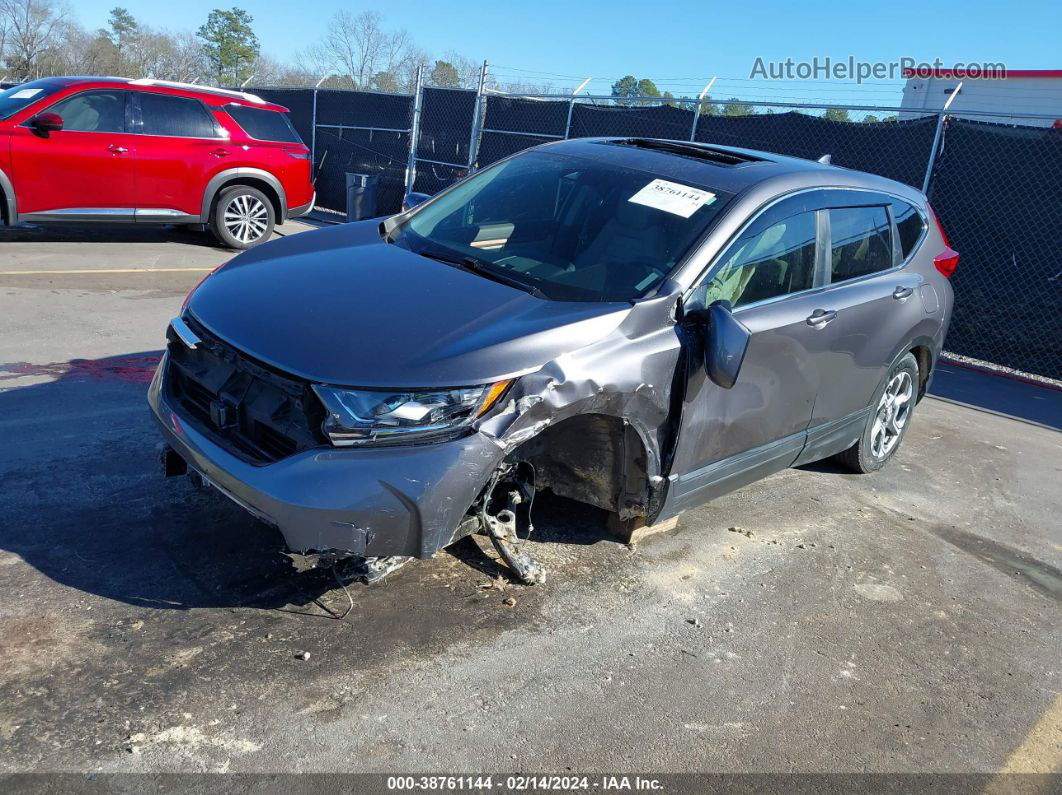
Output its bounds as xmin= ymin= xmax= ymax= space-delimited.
xmin=74 ymin=0 xmax=1060 ymax=106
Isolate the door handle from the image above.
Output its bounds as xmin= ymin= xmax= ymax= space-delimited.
xmin=892 ymin=286 xmax=914 ymax=300
xmin=806 ymin=308 xmax=837 ymax=327
xmin=210 ymin=148 xmax=230 ymax=158
xmin=107 ymin=144 xmax=129 ymax=154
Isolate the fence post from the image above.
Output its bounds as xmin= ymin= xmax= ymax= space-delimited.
xmin=921 ymin=112 xmax=946 ymax=195
xmin=405 ymin=66 xmax=424 ymax=196
xmin=921 ymin=82 xmax=962 ymax=196
xmin=689 ymin=76 xmax=717 ymax=142
xmin=310 ymin=88 xmax=318 ymax=165
xmin=311 ymin=74 xmax=329 ymax=167
xmin=466 ymin=60 xmax=489 ymax=172
xmin=563 ymin=77 xmax=592 ymax=139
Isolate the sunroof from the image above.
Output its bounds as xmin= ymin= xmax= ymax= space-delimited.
xmin=613 ymin=138 xmax=768 ymax=166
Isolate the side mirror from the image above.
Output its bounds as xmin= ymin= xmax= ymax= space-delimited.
xmin=401 ymin=191 xmax=431 ymax=212
xmin=30 ymin=112 xmax=63 ymax=135
xmin=703 ymin=300 xmax=750 ymax=389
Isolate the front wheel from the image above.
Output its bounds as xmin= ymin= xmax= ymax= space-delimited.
xmin=835 ymin=352 xmax=919 ymax=474
xmin=210 ymin=186 xmax=275 ymax=250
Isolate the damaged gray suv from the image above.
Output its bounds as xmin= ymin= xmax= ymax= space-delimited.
xmin=150 ymin=138 xmax=956 ymax=583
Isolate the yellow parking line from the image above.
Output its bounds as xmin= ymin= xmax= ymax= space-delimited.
xmin=0 ymin=267 xmax=216 ymax=275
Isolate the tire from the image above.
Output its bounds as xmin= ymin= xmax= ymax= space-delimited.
xmin=210 ymin=186 xmax=275 ymax=250
xmin=835 ymin=352 xmax=920 ymax=474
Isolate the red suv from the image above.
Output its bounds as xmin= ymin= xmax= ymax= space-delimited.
xmin=0 ymin=77 xmax=314 ymax=249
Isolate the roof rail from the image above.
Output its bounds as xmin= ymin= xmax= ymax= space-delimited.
xmin=128 ymin=78 xmax=266 ymax=104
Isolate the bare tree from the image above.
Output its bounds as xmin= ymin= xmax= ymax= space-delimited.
xmin=0 ymin=0 xmax=69 ymax=79
xmin=310 ymin=9 xmax=414 ymax=90
xmin=442 ymin=50 xmax=480 ymax=88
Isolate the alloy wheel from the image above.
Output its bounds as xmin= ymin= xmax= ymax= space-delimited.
xmin=870 ymin=370 xmax=913 ymax=459
xmin=223 ymin=194 xmax=269 ymax=244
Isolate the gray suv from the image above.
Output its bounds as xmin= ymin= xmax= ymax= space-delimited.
xmin=150 ymin=138 xmax=956 ymax=583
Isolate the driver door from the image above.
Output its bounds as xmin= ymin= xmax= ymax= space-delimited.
xmin=660 ymin=201 xmax=830 ymax=517
xmin=10 ymin=89 xmax=137 ymax=216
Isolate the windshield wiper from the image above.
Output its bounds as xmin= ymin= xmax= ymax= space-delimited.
xmin=419 ymin=250 xmax=548 ymax=299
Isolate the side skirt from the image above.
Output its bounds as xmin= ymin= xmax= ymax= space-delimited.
xmin=792 ymin=408 xmax=871 ymax=467
xmin=659 ymin=430 xmax=807 ymax=519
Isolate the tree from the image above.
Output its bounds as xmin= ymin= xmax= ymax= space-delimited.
xmin=611 ymin=75 xmax=663 ymax=107
xmin=372 ymin=70 xmax=401 ymax=93
xmin=1 ymin=0 xmax=69 ymax=78
xmin=309 ymin=10 xmax=414 ymax=90
xmin=429 ymin=59 xmax=460 ymax=88
xmin=722 ymin=98 xmax=752 ymax=116
xmin=107 ymin=6 xmax=136 ymax=62
xmin=197 ymin=7 xmax=259 ymax=85
xmin=863 ymin=113 xmax=880 ymax=124
xmin=823 ymin=107 xmax=851 ymax=123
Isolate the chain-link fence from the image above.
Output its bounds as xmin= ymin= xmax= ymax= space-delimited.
xmin=247 ymin=81 xmax=1060 ymax=381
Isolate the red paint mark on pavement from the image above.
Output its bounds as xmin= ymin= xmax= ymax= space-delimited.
xmin=0 ymin=354 xmax=162 ymax=384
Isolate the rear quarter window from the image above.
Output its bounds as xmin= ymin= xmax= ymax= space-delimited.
xmin=891 ymin=199 xmax=927 ymax=260
xmin=225 ymin=105 xmax=302 ymax=143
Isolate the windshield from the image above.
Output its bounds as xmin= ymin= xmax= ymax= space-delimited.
xmin=392 ymin=150 xmax=732 ymax=302
xmin=0 ymin=79 xmax=65 ymax=120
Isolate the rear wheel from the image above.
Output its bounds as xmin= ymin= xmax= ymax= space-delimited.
xmin=210 ymin=186 xmax=275 ymax=249
xmin=835 ymin=352 xmax=919 ymax=474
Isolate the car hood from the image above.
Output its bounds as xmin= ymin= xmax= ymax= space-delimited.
xmin=187 ymin=221 xmax=630 ymax=388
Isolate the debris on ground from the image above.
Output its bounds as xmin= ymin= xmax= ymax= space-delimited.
xmin=294 ymin=651 xmax=310 ymax=661
xmin=502 ymin=596 xmax=517 ymax=607
xmin=728 ymin=526 xmax=756 ymax=538
xmin=686 ymin=618 xmax=703 ymax=628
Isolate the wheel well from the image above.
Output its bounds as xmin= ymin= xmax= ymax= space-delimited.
xmin=211 ymin=178 xmax=283 ymax=221
xmin=509 ymin=414 xmax=651 ymax=520
xmin=0 ymin=182 xmax=8 ymax=225
xmin=910 ymin=344 xmax=932 ymax=400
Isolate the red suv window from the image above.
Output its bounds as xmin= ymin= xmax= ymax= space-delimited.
xmin=136 ymin=93 xmax=221 ymax=138
xmin=224 ymin=104 xmax=302 ymax=143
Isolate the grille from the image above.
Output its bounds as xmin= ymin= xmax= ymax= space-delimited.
xmin=165 ymin=316 xmax=326 ymax=464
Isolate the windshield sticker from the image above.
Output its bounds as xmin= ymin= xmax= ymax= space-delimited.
xmin=11 ymin=88 xmax=43 ymax=99
xmin=628 ymin=179 xmax=716 ymax=218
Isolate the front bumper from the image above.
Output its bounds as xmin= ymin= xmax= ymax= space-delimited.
xmin=148 ymin=355 xmax=504 ymax=559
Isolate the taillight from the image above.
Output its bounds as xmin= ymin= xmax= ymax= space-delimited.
xmin=933 ymin=247 xmax=960 ymax=279
xmin=927 ymin=202 xmax=959 ymax=279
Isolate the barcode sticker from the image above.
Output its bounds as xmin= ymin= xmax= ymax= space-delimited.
xmin=11 ymin=88 xmax=43 ymax=99
xmin=628 ymin=179 xmax=716 ymax=218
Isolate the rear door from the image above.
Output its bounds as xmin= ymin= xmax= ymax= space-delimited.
xmin=129 ymin=91 xmax=230 ymax=219
xmin=793 ymin=195 xmax=925 ymax=462
xmin=9 ymin=89 xmax=137 ymax=215
xmin=662 ymin=198 xmax=828 ymax=515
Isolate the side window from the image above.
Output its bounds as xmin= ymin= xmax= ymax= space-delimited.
xmin=891 ymin=199 xmax=927 ymax=261
xmin=46 ymin=91 xmax=126 ymax=133
xmin=137 ymin=93 xmax=220 ymax=138
xmin=829 ymin=206 xmax=892 ymax=281
xmin=701 ymin=210 xmax=818 ymax=308
xmin=225 ymin=105 xmax=301 ymax=142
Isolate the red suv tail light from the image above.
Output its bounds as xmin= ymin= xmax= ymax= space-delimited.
xmin=927 ymin=202 xmax=959 ymax=279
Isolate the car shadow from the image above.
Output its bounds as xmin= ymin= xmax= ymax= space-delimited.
xmin=0 ymin=350 xmax=618 ymax=611
xmin=0 ymin=222 xmax=228 ymax=249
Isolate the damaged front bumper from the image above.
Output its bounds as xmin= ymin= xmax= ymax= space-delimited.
xmin=148 ymin=356 xmax=507 ymax=559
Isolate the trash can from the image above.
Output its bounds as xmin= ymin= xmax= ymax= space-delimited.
xmin=345 ymin=173 xmax=379 ymax=222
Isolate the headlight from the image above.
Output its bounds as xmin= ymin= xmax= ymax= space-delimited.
xmin=312 ymin=380 xmax=512 ymax=447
